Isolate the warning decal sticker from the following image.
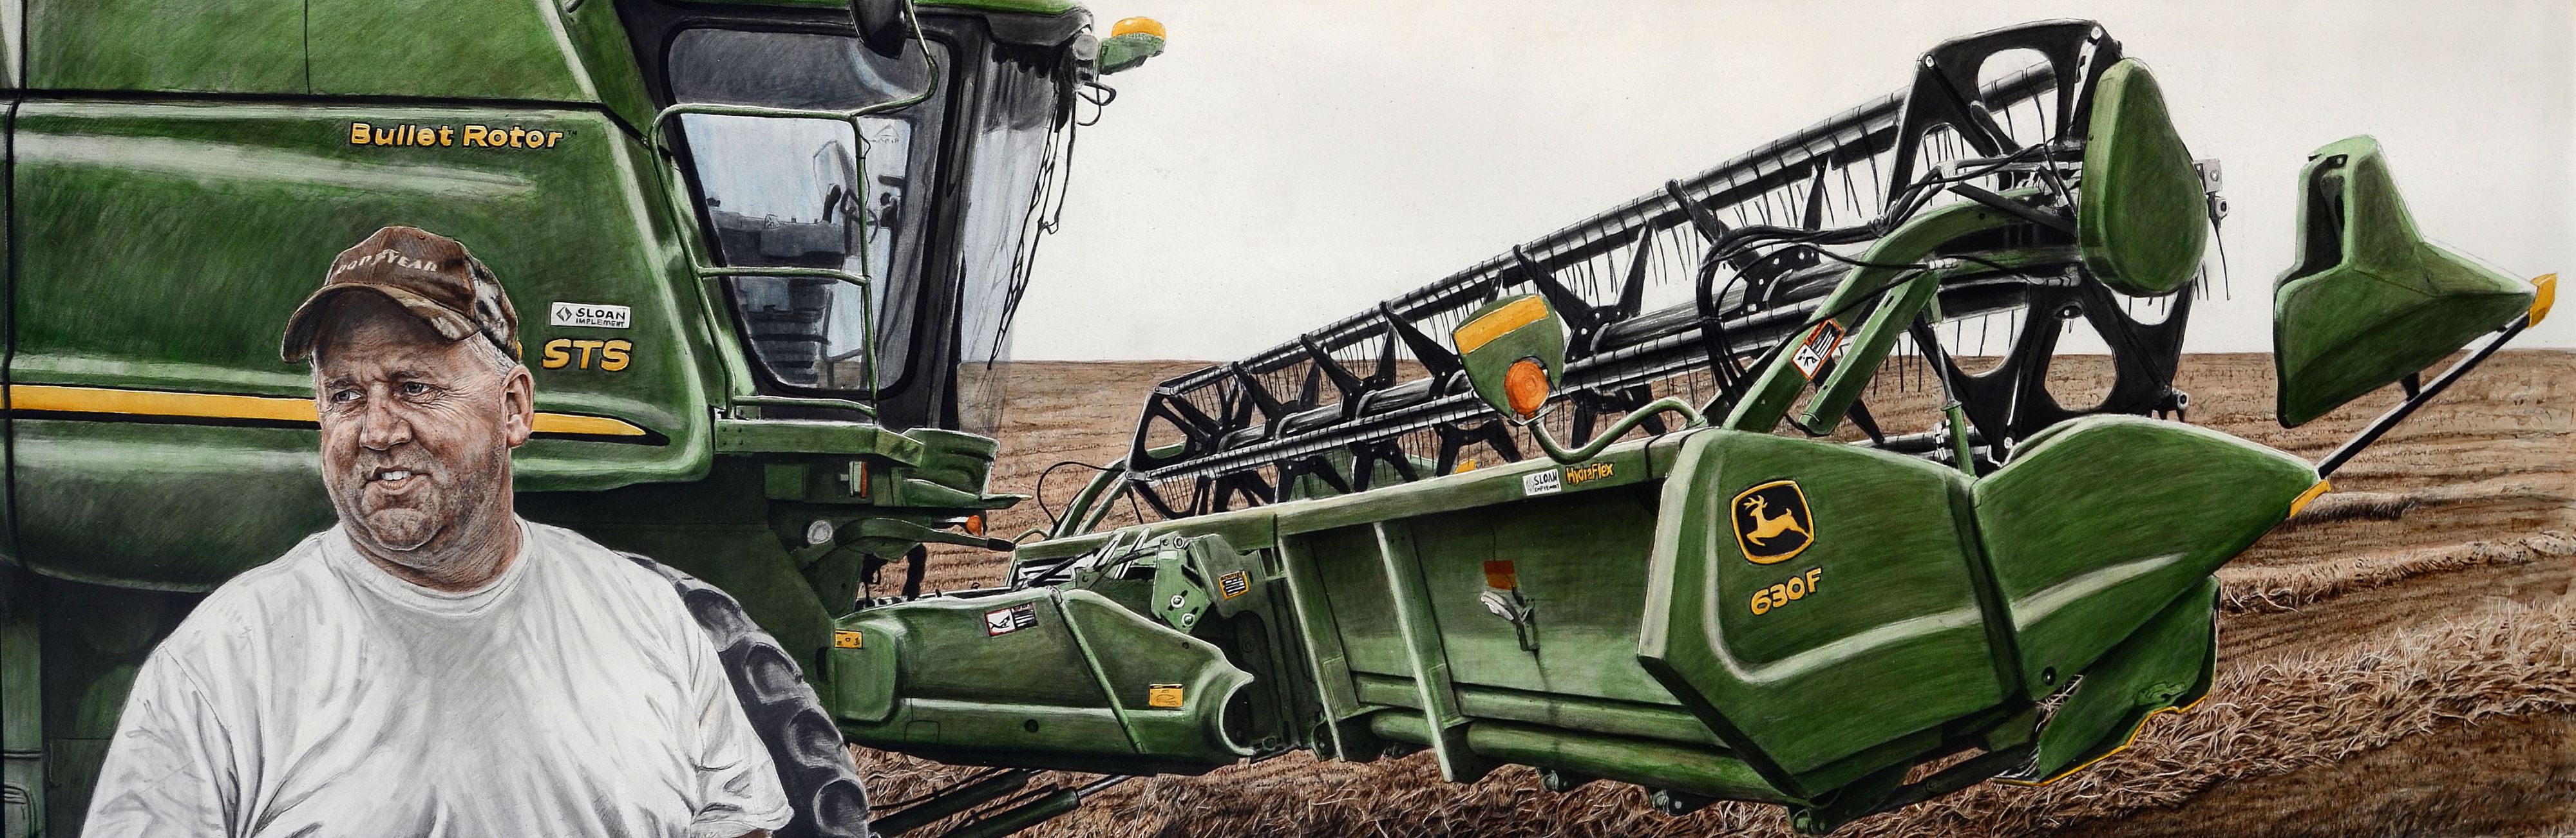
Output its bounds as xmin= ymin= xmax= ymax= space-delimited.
xmin=1790 ymin=320 xmax=1846 ymax=380
xmin=985 ymin=604 xmax=1038 ymax=637
xmin=1148 ymin=684 xmax=1186 ymax=708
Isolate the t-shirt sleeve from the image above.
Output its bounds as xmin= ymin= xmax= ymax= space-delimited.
xmin=682 ymin=627 xmax=793 ymax=838
xmin=82 ymin=647 xmax=238 ymax=838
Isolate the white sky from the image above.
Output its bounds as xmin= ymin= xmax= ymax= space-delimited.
xmin=1011 ymin=0 xmax=2575 ymax=360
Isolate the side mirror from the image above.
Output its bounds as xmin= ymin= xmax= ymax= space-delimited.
xmin=2271 ymin=136 xmax=2539 ymax=427
xmin=1099 ymin=17 xmax=1167 ymax=75
xmin=851 ymin=0 xmax=914 ymax=58
xmin=1450 ymin=294 xmax=1567 ymax=422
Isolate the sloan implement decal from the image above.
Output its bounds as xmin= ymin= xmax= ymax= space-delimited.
xmin=1730 ymin=480 xmax=1815 ymax=564
xmin=550 ymin=302 xmax=632 ymax=329
xmin=1527 ymin=462 xmax=1616 ymax=497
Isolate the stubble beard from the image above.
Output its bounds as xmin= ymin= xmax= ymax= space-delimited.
xmin=328 ymin=442 xmax=513 ymax=577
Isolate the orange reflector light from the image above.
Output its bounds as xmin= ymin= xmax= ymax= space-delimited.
xmin=1112 ymin=16 xmax=1165 ymax=38
xmin=2531 ymin=274 xmax=2556 ymax=326
xmin=1504 ymin=358 xmax=1549 ymax=419
xmin=964 ymin=514 xmax=986 ymax=537
xmin=1483 ymin=560 xmax=1518 ymax=590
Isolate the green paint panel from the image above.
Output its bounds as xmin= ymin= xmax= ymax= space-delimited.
xmin=1306 ymin=525 xmax=1408 ymax=680
xmin=827 ymin=618 xmax=901 ymax=724
xmin=8 ymin=421 xmax=337 ymax=588
xmin=1640 ymin=430 xmax=2002 ymax=793
xmin=1973 ymin=415 xmax=2313 ymax=698
xmin=1058 ymin=591 xmax=1253 ymax=768
xmin=2271 ymin=135 xmax=2535 ymax=427
xmin=562 ymin=0 xmax=668 ymax=133
xmin=835 ymin=590 xmax=1130 ymax=768
xmin=1377 ymin=487 xmax=1684 ymax=710
xmin=1280 ymin=441 xmax=1658 ymax=535
xmin=1452 ymin=687 xmax=1716 ymax=746
xmin=10 ymin=100 xmax=714 ymax=588
xmin=28 ymin=0 xmax=308 ymax=93
xmin=833 ymin=587 xmax=1249 ymax=774
xmin=2007 ymin=576 xmax=2216 ymax=785
xmin=2078 ymin=59 xmax=2208 ymax=297
xmin=306 ymin=0 xmax=592 ymax=102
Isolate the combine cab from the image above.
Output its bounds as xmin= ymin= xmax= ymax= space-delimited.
xmin=829 ymin=18 xmax=2550 ymax=836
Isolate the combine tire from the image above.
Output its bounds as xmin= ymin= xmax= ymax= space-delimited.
xmin=625 ymin=554 xmax=871 ymax=838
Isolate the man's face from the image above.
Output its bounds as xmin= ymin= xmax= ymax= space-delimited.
xmin=312 ymin=295 xmax=533 ymax=568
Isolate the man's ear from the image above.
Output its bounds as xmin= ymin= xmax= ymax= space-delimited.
xmin=502 ymin=365 xmax=536 ymax=448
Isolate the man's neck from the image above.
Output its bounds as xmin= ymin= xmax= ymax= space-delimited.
xmin=355 ymin=514 xmax=524 ymax=593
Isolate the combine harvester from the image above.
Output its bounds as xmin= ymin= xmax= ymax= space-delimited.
xmin=0 ymin=3 xmax=2548 ymax=835
xmin=836 ymin=18 xmax=2553 ymax=837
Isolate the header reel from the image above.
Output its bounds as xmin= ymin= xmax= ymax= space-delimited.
xmin=1115 ymin=20 xmax=2224 ymax=518
xmin=1095 ymin=18 xmax=2544 ymax=530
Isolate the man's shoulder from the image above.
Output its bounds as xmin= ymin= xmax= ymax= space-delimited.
xmin=522 ymin=522 xmax=702 ymax=625
xmin=525 ymin=521 xmax=662 ymax=585
xmin=156 ymin=530 xmax=344 ymax=658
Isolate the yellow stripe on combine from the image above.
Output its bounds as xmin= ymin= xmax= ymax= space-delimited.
xmin=12 ymin=385 xmax=314 ymax=423
xmin=7 ymin=384 xmax=648 ymax=437
xmin=529 ymin=412 xmax=650 ymax=437
xmin=1454 ymin=296 xmax=1551 ymax=354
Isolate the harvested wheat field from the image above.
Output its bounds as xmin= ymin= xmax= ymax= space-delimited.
xmin=868 ymin=350 xmax=2576 ymax=837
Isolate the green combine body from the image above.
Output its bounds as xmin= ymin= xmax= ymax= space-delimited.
xmin=0 ymin=6 xmax=2548 ymax=838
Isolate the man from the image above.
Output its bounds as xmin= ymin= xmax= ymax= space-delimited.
xmin=83 ymin=227 xmax=791 ymax=838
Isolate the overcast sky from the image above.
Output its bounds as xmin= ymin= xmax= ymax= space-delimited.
xmin=1009 ymin=0 xmax=2573 ymax=360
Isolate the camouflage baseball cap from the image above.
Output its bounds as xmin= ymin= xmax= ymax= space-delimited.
xmin=281 ymin=226 xmax=522 ymax=363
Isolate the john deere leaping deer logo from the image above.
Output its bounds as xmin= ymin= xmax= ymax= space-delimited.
xmin=1730 ymin=480 xmax=1814 ymax=564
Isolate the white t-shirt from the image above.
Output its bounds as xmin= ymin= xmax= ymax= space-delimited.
xmin=82 ymin=519 xmax=793 ymax=838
